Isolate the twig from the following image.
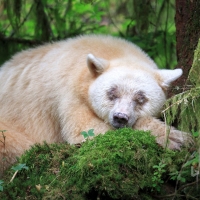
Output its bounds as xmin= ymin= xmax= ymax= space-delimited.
xmin=10 ymin=170 xmax=18 ymax=183
xmin=154 ymin=179 xmax=200 ymax=199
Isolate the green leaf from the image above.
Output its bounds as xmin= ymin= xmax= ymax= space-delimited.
xmin=183 ymin=156 xmax=199 ymax=168
xmin=81 ymin=131 xmax=88 ymax=139
xmin=88 ymin=129 xmax=95 ymax=137
xmin=192 ymin=131 xmax=199 ymax=137
xmin=177 ymin=176 xmax=186 ymax=183
xmin=81 ymin=129 xmax=95 ymax=138
xmin=11 ymin=163 xmax=29 ymax=171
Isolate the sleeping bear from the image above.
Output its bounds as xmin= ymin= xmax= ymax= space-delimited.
xmin=0 ymin=35 xmax=190 ymax=173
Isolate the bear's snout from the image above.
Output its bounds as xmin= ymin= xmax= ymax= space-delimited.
xmin=113 ymin=112 xmax=129 ymax=128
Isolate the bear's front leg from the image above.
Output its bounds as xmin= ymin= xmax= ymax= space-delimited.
xmin=133 ymin=116 xmax=192 ymax=149
xmin=60 ymin=106 xmax=112 ymax=144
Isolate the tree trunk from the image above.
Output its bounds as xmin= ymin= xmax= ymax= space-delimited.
xmin=171 ymin=0 xmax=200 ymax=96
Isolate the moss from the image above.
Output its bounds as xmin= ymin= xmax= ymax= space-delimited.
xmin=189 ymin=38 xmax=200 ymax=86
xmin=1 ymin=142 xmax=77 ymax=199
xmin=0 ymin=128 xmax=192 ymax=199
xmin=63 ymin=128 xmax=160 ymax=199
xmin=163 ymin=39 xmax=200 ymax=133
xmin=161 ymin=39 xmax=200 ymax=199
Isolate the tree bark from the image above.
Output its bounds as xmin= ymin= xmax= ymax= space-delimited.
xmin=171 ymin=0 xmax=200 ymax=96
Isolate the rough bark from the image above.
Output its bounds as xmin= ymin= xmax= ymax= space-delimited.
xmin=170 ymin=0 xmax=200 ymax=96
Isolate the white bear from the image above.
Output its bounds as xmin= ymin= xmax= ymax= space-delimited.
xmin=0 ymin=35 xmax=190 ymax=174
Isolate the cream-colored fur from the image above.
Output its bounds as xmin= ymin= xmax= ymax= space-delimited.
xmin=0 ymin=35 xmax=190 ymax=174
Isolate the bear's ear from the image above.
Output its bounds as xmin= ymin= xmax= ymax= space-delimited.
xmin=158 ymin=68 xmax=183 ymax=87
xmin=87 ymin=54 xmax=109 ymax=76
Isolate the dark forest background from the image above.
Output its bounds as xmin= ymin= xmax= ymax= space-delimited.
xmin=0 ymin=0 xmax=177 ymax=69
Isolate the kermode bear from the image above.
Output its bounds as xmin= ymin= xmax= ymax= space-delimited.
xmin=0 ymin=35 xmax=189 ymax=172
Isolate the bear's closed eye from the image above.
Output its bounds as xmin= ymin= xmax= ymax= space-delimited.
xmin=107 ymin=87 xmax=119 ymax=101
xmin=134 ymin=91 xmax=148 ymax=105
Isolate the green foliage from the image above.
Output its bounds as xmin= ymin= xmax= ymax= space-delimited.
xmin=163 ymin=39 xmax=200 ymax=133
xmin=1 ymin=128 xmax=198 ymax=199
xmin=0 ymin=0 xmax=177 ymax=69
xmin=81 ymin=129 xmax=95 ymax=139
xmin=64 ymin=128 xmax=160 ymax=199
xmin=152 ymin=162 xmax=166 ymax=191
xmin=0 ymin=142 xmax=77 ymax=199
xmin=11 ymin=163 xmax=29 ymax=171
xmin=164 ymin=87 xmax=200 ymax=132
xmin=189 ymin=39 xmax=200 ymax=87
xmin=162 ymin=39 xmax=200 ymax=199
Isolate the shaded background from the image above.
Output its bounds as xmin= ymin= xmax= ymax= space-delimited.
xmin=0 ymin=0 xmax=177 ymax=69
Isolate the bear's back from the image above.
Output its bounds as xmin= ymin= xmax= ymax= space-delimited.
xmin=0 ymin=35 xmax=157 ymax=75
xmin=0 ymin=35 xmax=159 ymax=144
xmin=0 ymin=35 xmax=158 ymax=97
xmin=60 ymin=35 xmax=157 ymax=69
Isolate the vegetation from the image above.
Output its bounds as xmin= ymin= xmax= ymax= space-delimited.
xmin=0 ymin=0 xmax=200 ymax=199
xmin=161 ymin=38 xmax=200 ymax=199
xmin=0 ymin=0 xmax=176 ymax=68
xmin=163 ymin=39 xmax=200 ymax=141
xmin=1 ymin=128 xmax=199 ymax=199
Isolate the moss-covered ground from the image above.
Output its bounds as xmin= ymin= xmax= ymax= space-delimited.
xmin=0 ymin=128 xmax=199 ymax=199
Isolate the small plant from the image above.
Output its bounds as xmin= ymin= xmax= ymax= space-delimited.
xmin=81 ymin=129 xmax=95 ymax=139
xmin=10 ymin=163 xmax=29 ymax=182
xmin=152 ymin=162 xmax=166 ymax=191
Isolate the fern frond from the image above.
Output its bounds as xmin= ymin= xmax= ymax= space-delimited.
xmin=163 ymin=87 xmax=200 ymax=132
xmin=163 ymin=38 xmax=200 ymax=133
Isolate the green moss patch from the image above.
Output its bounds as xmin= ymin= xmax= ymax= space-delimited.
xmin=0 ymin=128 xmax=196 ymax=199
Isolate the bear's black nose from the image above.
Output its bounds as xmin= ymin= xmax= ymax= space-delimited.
xmin=113 ymin=112 xmax=129 ymax=128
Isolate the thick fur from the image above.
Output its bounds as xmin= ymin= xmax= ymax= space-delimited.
xmin=0 ymin=35 xmax=190 ymax=174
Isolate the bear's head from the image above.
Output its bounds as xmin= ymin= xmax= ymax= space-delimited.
xmin=87 ymin=54 xmax=182 ymax=129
